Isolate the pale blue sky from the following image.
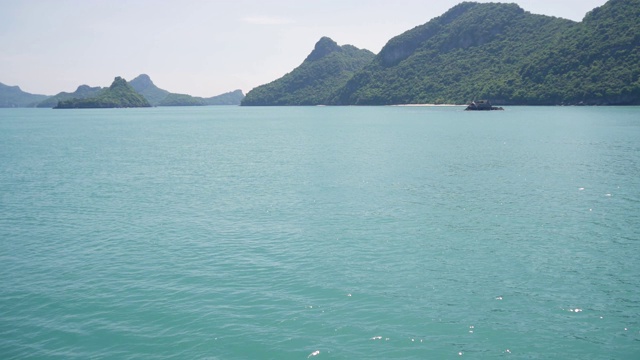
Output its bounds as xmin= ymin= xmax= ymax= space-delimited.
xmin=0 ymin=0 xmax=608 ymax=97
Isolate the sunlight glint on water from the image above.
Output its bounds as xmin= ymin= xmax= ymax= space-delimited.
xmin=1 ymin=106 xmax=639 ymax=359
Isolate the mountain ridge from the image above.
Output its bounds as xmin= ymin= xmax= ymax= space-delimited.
xmin=241 ymin=37 xmax=375 ymax=106
xmin=243 ymin=0 xmax=639 ymax=106
xmin=335 ymin=0 xmax=639 ymax=105
xmin=129 ymin=74 xmax=244 ymax=106
xmin=3 ymin=0 xmax=638 ymax=107
xmin=129 ymin=74 xmax=170 ymax=106
xmin=36 ymin=85 xmax=103 ymax=108
xmin=2 ymin=74 xmax=244 ymax=108
xmin=0 ymin=82 xmax=49 ymax=107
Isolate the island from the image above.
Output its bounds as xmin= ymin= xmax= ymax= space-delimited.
xmin=0 ymin=82 xmax=48 ymax=107
xmin=55 ymin=77 xmax=151 ymax=108
xmin=465 ymin=100 xmax=504 ymax=110
xmin=242 ymin=0 xmax=639 ymax=106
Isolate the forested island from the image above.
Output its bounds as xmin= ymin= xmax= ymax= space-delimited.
xmin=2 ymin=0 xmax=638 ymax=108
xmin=55 ymin=77 xmax=151 ymax=109
xmin=1 ymin=74 xmax=244 ymax=108
xmin=242 ymin=0 xmax=640 ymax=106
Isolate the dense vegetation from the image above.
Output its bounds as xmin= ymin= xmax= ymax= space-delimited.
xmin=241 ymin=0 xmax=639 ymax=106
xmin=4 ymin=0 xmax=637 ymax=107
xmin=516 ymin=0 xmax=640 ymax=104
xmin=241 ymin=37 xmax=375 ymax=105
xmin=335 ymin=0 xmax=640 ymax=105
xmin=0 ymin=82 xmax=48 ymax=107
xmin=37 ymin=85 xmax=103 ymax=108
xmin=55 ymin=77 xmax=151 ymax=108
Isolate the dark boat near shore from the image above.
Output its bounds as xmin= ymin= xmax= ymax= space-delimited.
xmin=465 ymin=100 xmax=504 ymax=111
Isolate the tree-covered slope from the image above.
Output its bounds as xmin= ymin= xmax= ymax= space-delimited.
xmin=333 ymin=2 xmax=573 ymax=105
xmin=55 ymin=77 xmax=151 ymax=108
xmin=37 ymin=85 xmax=103 ymax=108
xmin=0 ymin=82 xmax=48 ymax=107
xmin=335 ymin=0 xmax=640 ymax=105
xmin=518 ymin=0 xmax=640 ymax=104
xmin=241 ymin=37 xmax=375 ymax=105
xmin=129 ymin=74 xmax=170 ymax=106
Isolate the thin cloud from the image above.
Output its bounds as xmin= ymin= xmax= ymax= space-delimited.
xmin=241 ymin=15 xmax=294 ymax=25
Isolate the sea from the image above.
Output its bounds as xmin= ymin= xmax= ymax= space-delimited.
xmin=1 ymin=106 xmax=639 ymax=359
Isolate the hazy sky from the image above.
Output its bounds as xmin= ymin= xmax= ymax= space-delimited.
xmin=0 ymin=0 xmax=608 ymax=97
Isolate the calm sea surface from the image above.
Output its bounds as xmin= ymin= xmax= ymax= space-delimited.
xmin=1 ymin=106 xmax=639 ymax=359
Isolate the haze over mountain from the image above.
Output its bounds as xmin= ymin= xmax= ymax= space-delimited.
xmin=201 ymin=90 xmax=245 ymax=105
xmin=36 ymin=85 xmax=103 ymax=108
xmin=129 ymin=74 xmax=170 ymax=106
xmin=0 ymin=74 xmax=245 ymax=108
xmin=243 ymin=0 xmax=640 ymax=106
xmin=1 ymin=0 xmax=608 ymax=98
xmin=157 ymin=89 xmax=245 ymax=106
xmin=0 ymin=82 xmax=48 ymax=107
xmin=116 ymin=74 xmax=244 ymax=106
xmin=3 ymin=0 xmax=636 ymax=108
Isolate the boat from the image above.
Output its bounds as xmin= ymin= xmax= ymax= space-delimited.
xmin=465 ymin=100 xmax=504 ymax=111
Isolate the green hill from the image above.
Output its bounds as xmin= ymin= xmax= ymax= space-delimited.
xmin=37 ymin=85 xmax=103 ymax=108
xmin=334 ymin=0 xmax=640 ymax=105
xmin=241 ymin=37 xmax=375 ymax=105
xmin=517 ymin=0 xmax=640 ymax=105
xmin=55 ymin=77 xmax=151 ymax=108
xmin=0 ymin=82 xmax=48 ymax=107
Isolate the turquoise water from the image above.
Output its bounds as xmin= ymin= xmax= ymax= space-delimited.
xmin=1 ymin=106 xmax=639 ymax=359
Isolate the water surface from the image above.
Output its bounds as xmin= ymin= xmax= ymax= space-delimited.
xmin=1 ymin=106 xmax=639 ymax=359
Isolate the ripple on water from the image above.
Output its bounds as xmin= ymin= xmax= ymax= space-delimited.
xmin=1 ymin=107 xmax=640 ymax=359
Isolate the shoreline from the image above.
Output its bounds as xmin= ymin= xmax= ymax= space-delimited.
xmin=391 ymin=104 xmax=463 ymax=107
